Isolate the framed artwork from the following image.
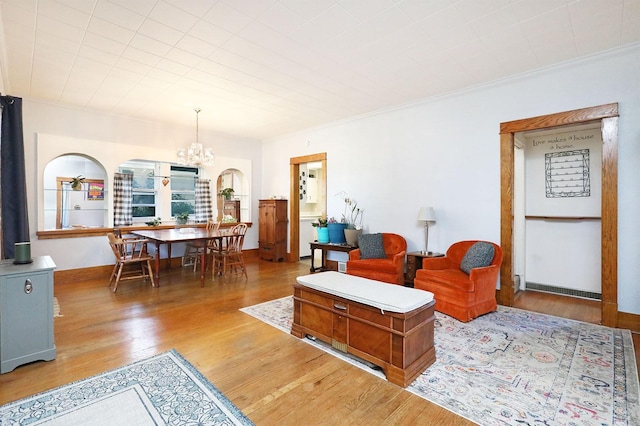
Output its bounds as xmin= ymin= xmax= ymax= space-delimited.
xmin=87 ymin=181 xmax=104 ymax=200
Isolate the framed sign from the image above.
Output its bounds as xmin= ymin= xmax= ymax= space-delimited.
xmin=87 ymin=181 xmax=104 ymax=200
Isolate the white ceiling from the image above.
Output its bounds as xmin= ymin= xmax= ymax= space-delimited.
xmin=1 ymin=0 xmax=638 ymax=140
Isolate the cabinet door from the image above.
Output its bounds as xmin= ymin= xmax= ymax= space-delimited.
xmin=259 ymin=202 xmax=276 ymax=243
xmin=0 ymin=272 xmax=53 ymax=362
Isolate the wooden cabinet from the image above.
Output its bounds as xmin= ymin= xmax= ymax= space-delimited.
xmin=258 ymin=199 xmax=288 ymax=261
xmin=223 ymin=199 xmax=240 ymax=221
xmin=0 ymin=256 xmax=57 ymax=373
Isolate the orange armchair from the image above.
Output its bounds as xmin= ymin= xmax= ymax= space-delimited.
xmin=346 ymin=233 xmax=407 ymax=285
xmin=414 ymin=240 xmax=502 ymax=322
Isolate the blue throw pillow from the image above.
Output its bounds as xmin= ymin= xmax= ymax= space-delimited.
xmin=460 ymin=242 xmax=495 ymax=274
xmin=357 ymin=233 xmax=387 ymax=259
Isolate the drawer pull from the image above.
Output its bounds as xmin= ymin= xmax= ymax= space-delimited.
xmin=24 ymin=279 xmax=33 ymax=294
xmin=334 ymin=303 xmax=346 ymax=311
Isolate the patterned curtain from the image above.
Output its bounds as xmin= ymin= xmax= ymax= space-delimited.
xmin=194 ymin=179 xmax=213 ymax=223
xmin=113 ymin=173 xmax=133 ymax=226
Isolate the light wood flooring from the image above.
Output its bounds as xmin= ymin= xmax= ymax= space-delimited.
xmin=0 ymin=259 xmax=638 ymax=425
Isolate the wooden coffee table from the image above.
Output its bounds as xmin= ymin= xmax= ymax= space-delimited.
xmin=291 ymin=272 xmax=436 ymax=387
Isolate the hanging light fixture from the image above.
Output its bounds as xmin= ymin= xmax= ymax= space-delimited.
xmin=177 ymin=107 xmax=214 ymax=167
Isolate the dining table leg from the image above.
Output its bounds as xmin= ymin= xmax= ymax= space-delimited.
xmin=199 ymin=246 xmax=206 ymax=287
xmin=153 ymin=241 xmax=161 ymax=286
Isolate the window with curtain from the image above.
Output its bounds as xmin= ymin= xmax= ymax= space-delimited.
xmin=119 ymin=162 xmax=157 ymax=219
xmin=170 ymin=166 xmax=198 ymax=216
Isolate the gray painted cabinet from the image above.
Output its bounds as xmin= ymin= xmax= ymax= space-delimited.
xmin=0 ymin=256 xmax=56 ymax=373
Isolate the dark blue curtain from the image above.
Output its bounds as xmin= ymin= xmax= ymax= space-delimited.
xmin=0 ymin=96 xmax=30 ymax=259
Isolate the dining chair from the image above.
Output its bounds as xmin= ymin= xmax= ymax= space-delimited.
xmin=107 ymin=232 xmax=155 ymax=293
xmin=211 ymin=223 xmax=248 ymax=280
xmin=183 ymin=220 xmax=220 ymax=271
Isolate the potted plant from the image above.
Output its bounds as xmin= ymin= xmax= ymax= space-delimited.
xmin=175 ymin=211 xmax=190 ymax=225
xmin=311 ymin=217 xmax=329 ymax=243
xmin=218 ymin=187 xmax=235 ymax=200
xmin=341 ymin=195 xmax=364 ymax=246
xmin=71 ymin=175 xmax=85 ymax=191
xmin=327 ymin=217 xmax=348 ymax=244
xmin=145 ymin=217 xmax=161 ymax=226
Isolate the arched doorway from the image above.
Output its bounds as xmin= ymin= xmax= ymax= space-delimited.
xmin=498 ymin=103 xmax=619 ymax=326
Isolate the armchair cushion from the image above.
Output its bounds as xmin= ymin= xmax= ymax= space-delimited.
xmin=357 ymin=233 xmax=387 ymax=259
xmin=460 ymin=241 xmax=495 ymax=274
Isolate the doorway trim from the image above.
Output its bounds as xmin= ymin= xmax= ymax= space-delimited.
xmin=289 ymin=153 xmax=327 ymax=262
xmin=498 ymin=103 xmax=619 ymax=326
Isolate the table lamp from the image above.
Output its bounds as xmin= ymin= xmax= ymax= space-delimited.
xmin=417 ymin=207 xmax=436 ymax=254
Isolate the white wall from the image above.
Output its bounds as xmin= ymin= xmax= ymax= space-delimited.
xmin=22 ymin=100 xmax=263 ymax=271
xmin=261 ymin=44 xmax=640 ymax=315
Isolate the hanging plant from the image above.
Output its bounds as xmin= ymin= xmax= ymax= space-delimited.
xmin=71 ymin=175 xmax=85 ymax=191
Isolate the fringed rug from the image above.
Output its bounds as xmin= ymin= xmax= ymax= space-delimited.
xmin=0 ymin=349 xmax=253 ymax=425
xmin=241 ymin=296 xmax=640 ymax=426
xmin=53 ymin=296 xmax=61 ymax=317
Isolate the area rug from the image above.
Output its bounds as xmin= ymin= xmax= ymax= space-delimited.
xmin=53 ymin=296 xmax=61 ymax=317
xmin=0 ymin=349 xmax=253 ymax=425
xmin=241 ymin=296 xmax=640 ymax=426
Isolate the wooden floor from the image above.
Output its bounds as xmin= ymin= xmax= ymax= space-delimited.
xmin=0 ymin=259 xmax=638 ymax=425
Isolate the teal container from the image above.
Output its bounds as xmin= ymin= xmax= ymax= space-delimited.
xmin=327 ymin=222 xmax=347 ymax=244
xmin=317 ymin=227 xmax=329 ymax=243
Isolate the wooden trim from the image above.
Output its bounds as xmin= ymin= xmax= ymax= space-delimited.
xmin=498 ymin=132 xmax=514 ymax=306
xmin=500 ymin=103 xmax=619 ymax=134
xmin=289 ymin=153 xmax=327 ymax=263
xmin=54 ymin=248 xmax=260 ymax=284
xmin=601 ymin=116 xmax=619 ymax=327
xmin=525 ymin=216 xmax=601 ymax=220
xmin=499 ymin=103 xmax=619 ymax=327
xmin=617 ymin=311 xmax=640 ymax=333
xmin=37 ymin=222 xmax=252 ymax=240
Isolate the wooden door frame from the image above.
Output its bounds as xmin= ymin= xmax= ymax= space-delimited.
xmin=289 ymin=153 xmax=327 ymax=262
xmin=498 ymin=103 xmax=619 ymax=326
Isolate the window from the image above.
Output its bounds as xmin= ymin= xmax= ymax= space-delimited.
xmin=170 ymin=166 xmax=198 ymax=217
xmin=119 ymin=162 xmax=157 ymax=219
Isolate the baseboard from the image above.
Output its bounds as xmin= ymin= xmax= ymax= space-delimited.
xmin=55 ymin=248 xmax=261 ymax=284
xmin=618 ymin=311 xmax=640 ymax=333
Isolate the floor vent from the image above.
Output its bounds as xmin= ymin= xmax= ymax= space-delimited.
xmin=526 ymin=282 xmax=601 ymax=300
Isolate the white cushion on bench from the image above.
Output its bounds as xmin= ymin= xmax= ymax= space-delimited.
xmin=296 ymin=271 xmax=434 ymax=313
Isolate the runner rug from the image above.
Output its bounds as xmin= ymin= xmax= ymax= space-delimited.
xmin=0 ymin=349 xmax=253 ymax=425
xmin=241 ymin=296 xmax=640 ymax=425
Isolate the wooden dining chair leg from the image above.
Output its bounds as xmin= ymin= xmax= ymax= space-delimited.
xmin=113 ymin=264 xmax=125 ymax=293
xmin=146 ymin=260 xmax=156 ymax=287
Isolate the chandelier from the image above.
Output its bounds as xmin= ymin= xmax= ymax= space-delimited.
xmin=177 ymin=108 xmax=214 ymax=167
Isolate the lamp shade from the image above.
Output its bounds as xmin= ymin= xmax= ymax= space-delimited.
xmin=417 ymin=207 xmax=436 ymax=223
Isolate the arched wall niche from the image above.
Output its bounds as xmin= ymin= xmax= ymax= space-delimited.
xmin=216 ymin=168 xmax=249 ymax=222
xmin=42 ymin=154 xmax=108 ymax=230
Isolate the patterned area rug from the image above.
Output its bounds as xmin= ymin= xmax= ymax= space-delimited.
xmin=241 ymin=296 xmax=640 ymax=425
xmin=0 ymin=349 xmax=253 ymax=425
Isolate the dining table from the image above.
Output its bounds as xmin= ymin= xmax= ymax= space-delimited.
xmin=130 ymin=227 xmax=233 ymax=287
